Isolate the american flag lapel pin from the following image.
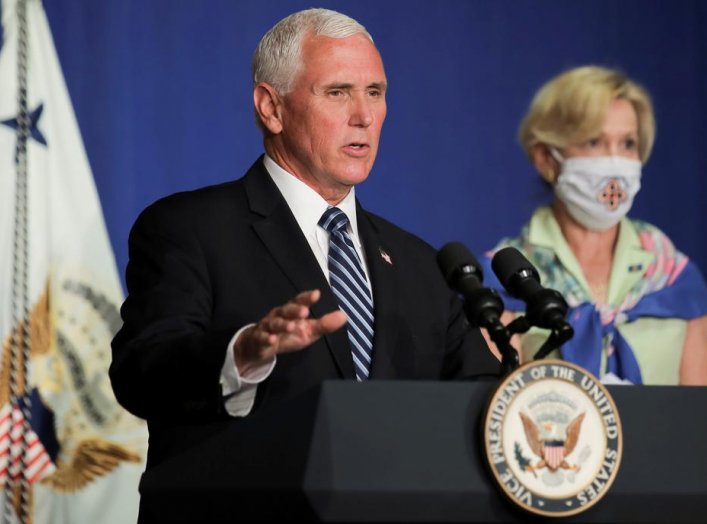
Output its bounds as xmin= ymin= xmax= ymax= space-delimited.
xmin=379 ymin=247 xmax=393 ymax=265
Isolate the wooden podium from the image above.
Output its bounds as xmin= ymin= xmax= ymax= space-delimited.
xmin=139 ymin=381 xmax=707 ymax=522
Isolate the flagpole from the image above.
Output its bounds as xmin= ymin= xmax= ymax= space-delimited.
xmin=4 ymin=0 xmax=31 ymax=522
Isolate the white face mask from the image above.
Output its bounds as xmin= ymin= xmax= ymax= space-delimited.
xmin=552 ymin=152 xmax=642 ymax=231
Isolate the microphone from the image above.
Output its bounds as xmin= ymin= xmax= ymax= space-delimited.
xmin=491 ymin=246 xmax=571 ymax=332
xmin=437 ymin=242 xmax=518 ymax=374
xmin=437 ymin=242 xmax=505 ymax=330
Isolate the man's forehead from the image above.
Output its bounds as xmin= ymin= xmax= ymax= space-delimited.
xmin=301 ymin=33 xmax=381 ymax=60
xmin=299 ymin=34 xmax=386 ymax=80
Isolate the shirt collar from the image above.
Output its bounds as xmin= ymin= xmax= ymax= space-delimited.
xmin=263 ymin=154 xmax=359 ymax=235
xmin=527 ymin=206 xmax=653 ymax=305
xmin=528 ymin=206 xmax=640 ymax=253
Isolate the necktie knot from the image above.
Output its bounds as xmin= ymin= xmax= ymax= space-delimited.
xmin=319 ymin=206 xmax=349 ymax=234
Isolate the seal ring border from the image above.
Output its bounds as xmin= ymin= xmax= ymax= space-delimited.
xmin=482 ymin=358 xmax=624 ymax=517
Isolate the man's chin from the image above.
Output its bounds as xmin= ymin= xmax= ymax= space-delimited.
xmin=337 ymin=171 xmax=370 ymax=188
xmin=337 ymin=161 xmax=375 ymax=185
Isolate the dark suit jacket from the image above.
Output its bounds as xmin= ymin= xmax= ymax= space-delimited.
xmin=110 ymin=156 xmax=499 ymax=468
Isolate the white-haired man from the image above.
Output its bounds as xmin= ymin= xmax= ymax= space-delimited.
xmin=110 ymin=8 xmax=499 ymax=512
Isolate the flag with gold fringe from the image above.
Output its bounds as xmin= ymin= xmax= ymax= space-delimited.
xmin=0 ymin=0 xmax=147 ymax=522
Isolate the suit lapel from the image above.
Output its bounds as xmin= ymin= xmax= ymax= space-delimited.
xmin=244 ymin=159 xmax=355 ymax=379
xmin=356 ymin=204 xmax=401 ymax=379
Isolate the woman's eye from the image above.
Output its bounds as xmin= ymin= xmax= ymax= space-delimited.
xmin=624 ymin=138 xmax=638 ymax=150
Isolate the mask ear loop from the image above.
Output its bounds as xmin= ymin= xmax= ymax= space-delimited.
xmin=542 ymin=146 xmax=565 ymax=184
xmin=548 ymin=146 xmax=565 ymax=163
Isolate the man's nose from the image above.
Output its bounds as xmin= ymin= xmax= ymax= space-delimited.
xmin=349 ymin=95 xmax=374 ymax=127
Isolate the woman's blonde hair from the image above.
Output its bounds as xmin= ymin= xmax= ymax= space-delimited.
xmin=518 ymin=66 xmax=656 ymax=164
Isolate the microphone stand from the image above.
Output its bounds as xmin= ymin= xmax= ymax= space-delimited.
xmin=533 ymin=322 xmax=574 ymax=360
xmin=503 ymin=313 xmax=575 ymax=361
xmin=506 ymin=316 xmax=531 ymax=337
xmin=460 ymin=295 xmax=519 ymax=377
xmin=484 ymin=320 xmax=518 ymax=377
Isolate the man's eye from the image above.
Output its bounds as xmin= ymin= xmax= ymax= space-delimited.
xmin=328 ymin=90 xmax=343 ymax=97
xmin=585 ymin=138 xmax=600 ymax=148
xmin=367 ymin=89 xmax=381 ymax=97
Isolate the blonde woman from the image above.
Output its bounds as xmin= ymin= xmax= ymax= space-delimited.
xmin=483 ymin=66 xmax=707 ymax=385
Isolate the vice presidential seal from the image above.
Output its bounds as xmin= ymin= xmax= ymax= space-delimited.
xmin=483 ymin=359 xmax=622 ymax=517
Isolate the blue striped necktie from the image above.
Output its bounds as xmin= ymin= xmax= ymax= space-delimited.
xmin=319 ymin=207 xmax=374 ymax=381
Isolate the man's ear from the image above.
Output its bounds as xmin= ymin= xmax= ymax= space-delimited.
xmin=529 ymin=144 xmax=560 ymax=184
xmin=253 ymin=83 xmax=283 ymax=134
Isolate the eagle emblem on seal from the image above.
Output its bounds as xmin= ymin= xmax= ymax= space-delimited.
xmin=519 ymin=411 xmax=585 ymax=475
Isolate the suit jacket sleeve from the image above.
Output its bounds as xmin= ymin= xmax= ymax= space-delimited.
xmin=109 ymin=197 xmax=233 ymax=422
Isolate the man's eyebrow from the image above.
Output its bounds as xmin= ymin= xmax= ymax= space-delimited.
xmin=321 ymin=81 xmax=387 ymax=91
xmin=322 ymin=82 xmax=354 ymax=90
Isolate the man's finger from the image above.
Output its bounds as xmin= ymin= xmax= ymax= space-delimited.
xmin=264 ymin=316 xmax=294 ymax=334
xmin=278 ymin=302 xmax=310 ymax=320
xmin=293 ymin=289 xmax=321 ymax=306
xmin=315 ymin=309 xmax=348 ymax=335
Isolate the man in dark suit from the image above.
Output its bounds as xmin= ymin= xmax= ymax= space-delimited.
xmin=110 ymin=7 xmax=499 ymax=475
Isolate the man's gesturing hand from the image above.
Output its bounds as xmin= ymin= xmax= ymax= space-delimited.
xmin=233 ymin=289 xmax=347 ymax=374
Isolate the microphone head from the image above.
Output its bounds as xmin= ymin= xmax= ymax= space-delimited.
xmin=438 ymin=242 xmax=506 ymax=329
xmin=491 ymin=247 xmax=572 ymax=334
xmin=437 ymin=241 xmax=484 ymax=287
xmin=491 ymin=246 xmax=540 ymax=294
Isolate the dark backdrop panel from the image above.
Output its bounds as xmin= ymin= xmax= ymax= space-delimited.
xmin=44 ymin=0 xmax=707 ymax=289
